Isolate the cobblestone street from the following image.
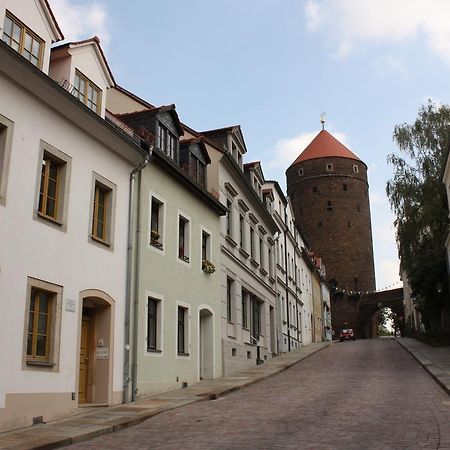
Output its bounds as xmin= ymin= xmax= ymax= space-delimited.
xmin=70 ymin=339 xmax=450 ymax=450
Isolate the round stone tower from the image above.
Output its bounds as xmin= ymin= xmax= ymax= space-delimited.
xmin=286 ymin=129 xmax=376 ymax=337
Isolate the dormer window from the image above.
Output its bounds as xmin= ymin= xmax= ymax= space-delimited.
xmin=179 ymin=146 xmax=207 ymax=187
xmin=73 ymin=70 xmax=101 ymax=114
xmin=157 ymin=122 xmax=177 ymax=160
xmin=2 ymin=11 xmax=44 ymax=68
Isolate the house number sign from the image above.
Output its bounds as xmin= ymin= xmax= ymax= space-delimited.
xmin=96 ymin=347 xmax=109 ymax=359
xmin=65 ymin=299 xmax=76 ymax=313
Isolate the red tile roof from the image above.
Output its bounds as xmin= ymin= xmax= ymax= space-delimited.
xmin=290 ymin=130 xmax=361 ymax=166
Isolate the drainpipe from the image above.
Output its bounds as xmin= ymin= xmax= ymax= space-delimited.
xmin=124 ymin=150 xmax=152 ymax=404
xmin=284 ymin=204 xmax=291 ymax=352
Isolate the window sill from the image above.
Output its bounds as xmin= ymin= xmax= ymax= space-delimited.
xmin=37 ymin=211 xmax=63 ymax=226
xmin=91 ymin=235 xmax=111 ymax=247
xmin=178 ymin=255 xmax=190 ymax=263
xmin=150 ymin=240 xmax=163 ymax=250
xmin=177 ymin=352 xmax=190 ymax=357
xmin=147 ymin=348 xmax=162 ymax=353
xmin=269 ymin=276 xmax=276 ymax=284
xmin=26 ymin=360 xmax=55 ymax=367
xmin=225 ymin=235 xmax=237 ymax=247
xmin=239 ymin=247 xmax=249 ymax=258
xmin=250 ymin=258 xmax=259 ymax=268
xmin=259 ymin=267 xmax=268 ymax=276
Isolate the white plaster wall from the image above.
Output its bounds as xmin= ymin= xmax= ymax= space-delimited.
xmin=0 ymin=0 xmax=55 ymax=73
xmin=0 ymin=75 xmax=132 ymax=409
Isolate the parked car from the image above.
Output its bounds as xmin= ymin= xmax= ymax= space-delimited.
xmin=340 ymin=328 xmax=356 ymax=341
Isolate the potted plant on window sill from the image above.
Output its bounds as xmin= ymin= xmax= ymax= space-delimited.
xmin=150 ymin=230 xmax=163 ymax=249
xmin=202 ymin=259 xmax=216 ymax=274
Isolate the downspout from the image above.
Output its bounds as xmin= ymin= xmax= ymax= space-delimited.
xmin=284 ymin=204 xmax=291 ymax=352
xmin=124 ymin=150 xmax=152 ymax=404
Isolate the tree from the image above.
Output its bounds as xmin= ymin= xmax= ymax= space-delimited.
xmin=386 ymin=100 xmax=450 ymax=334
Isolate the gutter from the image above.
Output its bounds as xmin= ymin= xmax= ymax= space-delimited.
xmin=284 ymin=203 xmax=291 ymax=352
xmin=124 ymin=150 xmax=152 ymax=404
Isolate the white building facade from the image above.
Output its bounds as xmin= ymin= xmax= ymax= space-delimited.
xmin=0 ymin=1 xmax=148 ymax=431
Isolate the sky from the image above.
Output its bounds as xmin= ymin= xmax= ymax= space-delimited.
xmin=48 ymin=0 xmax=450 ymax=291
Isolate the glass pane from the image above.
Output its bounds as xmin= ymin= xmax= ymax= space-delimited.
xmin=39 ymin=293 xmax=49 ymax=312
xmin=12 ymin=23 xmax=21 ymax=42
xmin=47 ymin=178 xmax=57 ymax=199
xmin=28 ymin=310 xmax=35 ymax=332
xmin=74 ymin=74 xmax=80 ymax=90
xmin=46 ymin=198 xmax=55 ymax=217
xmin=96 ymin=220 xmax=104 ymax=239
xmin=11 ymin=40 xmax=19 ymax=51
xmin=92 ymin=89 xmax=98 ymax=104
xmin=36 ymin=335 xmax=47 ymax=356
xmin=31 ymin=55 xmax=39 ymax=67
xmin=32 ymin=39 xmax=40 ymax=57
xmin=88 ymin=85 xmax=94 ymax=101
xmin=24 ymin=33 xmax=32 ymax=52
xmin=30 ymin=294 xmax=36 ymax=312
xmin=38 ymin=313 xmax=48 ymax=334
xmin=27 ymin=333 xmax=33 ymax=356
xmin=4 ymin=16 xmax=13 ymax=36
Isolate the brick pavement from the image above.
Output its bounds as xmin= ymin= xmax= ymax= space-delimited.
xmin=70 ymin=339 xmax=450 ymax=450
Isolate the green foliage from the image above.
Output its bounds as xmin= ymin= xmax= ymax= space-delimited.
xmin=386 ymin=100 xmax=450 ymax=333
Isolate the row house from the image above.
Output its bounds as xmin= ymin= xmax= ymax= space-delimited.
xmin=182 ymin=125 xmax=279 ymax=375
xmin=0 ymin=0 xmax=150 ymax=431
xmin=106 ymin=87 xmax=226 ymax=399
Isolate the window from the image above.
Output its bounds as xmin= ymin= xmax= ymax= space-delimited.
xmin=179 ymin=146 xmax=206 ymax=187
xmin=226 ymin=199 xmax=233 ymax=237
xmin=268 ymin=246 xmax=273 ymax=278
xmin=147 ymin=298 xmax=160 ymax=351
xmin=73 ymin=70 xmax=102 ymax=114
xmin=226 ymin=277 xmax=234 ymax=322
xmin=0 ymin=114 xmax=13 ymax=206
xmin=201 ymin=230 xmax=211 ymax=262
xmin=177 ymin=306 xmax=188 ymax=354
xmin=327 ymin=200 xmax=333 ymax=211
xmin=343 ymin=183 xmax=348 ymax=191
xmin=313 ymin=186 xmax=318 ymax=193
xmin=90 ymin=174 xmax=116 ymax=247
xmin=239 ymin=214 xmax=245 ymax=248
xmin=24 ymin=278 xmax=62 ymax=370
xmin=150 ymin=197 xmax=164 ymax=249
xmin=353 ymin=164 xmax=359 ymax=173
xmin=298 ymin=167 xmax=304 ymax=176
xmin=2 ymin=11 xmax=44 ymax=68
xmin=251 ymin=296 xmax=262 ymax=340
xmin=38 ymin=154 xmax=62 ymax=220
xmin=326 ymin=163 xmax=333 ymax=172
xmin=157 ymin=122 xmax=177 ymax=159
xmin=259 ymin=237 xmax=264 ymax=268
xmin=250 ymin=227 xmax=255 ymax=259
xmin=357 ymin=205 xmax=360 ymax=212
xmin=242 ymin=289 xmax=248 ymax=329
xmin=35 ymin=142 xmax=71 ymax=227
xmin=178 ymin=216 xmax=190 ymax=262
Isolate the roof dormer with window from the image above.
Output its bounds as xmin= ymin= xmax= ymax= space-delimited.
xmin=179 ymin=137 xmax=211 ymax=188
xmin=0 ymin=0 xmax=63 ymax=73
xmin=49 ymin=37 xmax=114 ymax=118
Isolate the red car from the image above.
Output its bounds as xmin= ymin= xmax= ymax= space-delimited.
xmin=340 ymin=328 xmax=356 ymax=341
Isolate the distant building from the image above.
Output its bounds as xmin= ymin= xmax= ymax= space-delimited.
xmin=286 ymin=129 xmax=376 ymax=338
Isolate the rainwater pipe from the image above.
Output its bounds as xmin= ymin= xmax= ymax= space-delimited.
xmin=284 ymin=203 xmax=291 ymax=352
xmin=124 ymin=149 xmax=152 ymax=404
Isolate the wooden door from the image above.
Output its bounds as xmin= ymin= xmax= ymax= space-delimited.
xmin=78 ymin=314 xmax=91 ymax=403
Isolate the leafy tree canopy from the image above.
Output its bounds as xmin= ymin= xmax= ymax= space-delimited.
xmin=386 ymin=100 xmax=450 ymax=332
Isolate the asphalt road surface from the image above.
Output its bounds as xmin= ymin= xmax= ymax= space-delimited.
xmin=70 ymin=339 xmax=450 ymax=449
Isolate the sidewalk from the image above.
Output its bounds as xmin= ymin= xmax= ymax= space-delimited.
xmin=396 ymin=337 xmax=450 ymax=396
xmin=0 ymin=341 xmax=331 ymax=450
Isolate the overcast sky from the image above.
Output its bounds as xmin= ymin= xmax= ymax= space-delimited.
xmin=48 ymin=0 xmax=450 ymax=291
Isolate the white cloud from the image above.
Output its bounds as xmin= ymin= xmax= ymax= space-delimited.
xmin=266 ymin=129 xmax=348 ymax=171
xmin=304 ymin=0 xmax=450 ymax=66
xmin=48 ymin=0 xmax=111 ymax=47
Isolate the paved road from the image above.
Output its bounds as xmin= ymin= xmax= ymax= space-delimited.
xmin=70 ymin=339 xmax=450 ymax=449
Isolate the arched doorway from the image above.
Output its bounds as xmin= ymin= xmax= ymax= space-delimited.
xmin=78 ymin=290 xmax=115 ymax=405
xmin=199 ymin=308 xmax=214 ymax=380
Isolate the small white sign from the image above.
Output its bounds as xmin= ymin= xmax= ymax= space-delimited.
xmin=65 ymin=299 xmax=76 ymax=313
xmin=96 ymin=347 xmax=109 ymax=359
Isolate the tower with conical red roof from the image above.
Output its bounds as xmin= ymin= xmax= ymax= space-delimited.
xmin=286 ymin=130 xmax=376 ymax=338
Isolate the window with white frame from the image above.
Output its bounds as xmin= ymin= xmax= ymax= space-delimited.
xmin=150 ymin=196 xmax=164 ymax=250
xmin=147 ymin=297 xmax=161 ymax=352
xmin=157 ymin=122 xmax=178 ymax=160
xmin=177 ymin=306 xmax=189 ymax=355
xmin=178 ymin=215 xmax=190 ymax=262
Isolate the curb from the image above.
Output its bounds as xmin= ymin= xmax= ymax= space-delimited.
xmin=395 ymin=338 xmax=450 ymax=396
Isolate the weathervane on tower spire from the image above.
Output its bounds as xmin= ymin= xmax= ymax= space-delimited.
xmin=320 ymin=111 xmax=326 ymax=130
